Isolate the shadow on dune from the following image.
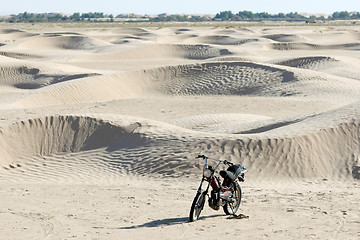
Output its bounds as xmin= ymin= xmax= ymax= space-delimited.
xmin=0 ymin=65 xmax=100 ymax=89
xmin=237 ymin=119 xmax=302 ymax=134
xmin=13 ymin=73 xmax=100 ymax=89
xmin=105 ymin=122 xmax=147 ymax=152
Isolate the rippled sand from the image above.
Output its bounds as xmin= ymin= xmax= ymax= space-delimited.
xmin=0 ymin=23 xmax=359 ymax=239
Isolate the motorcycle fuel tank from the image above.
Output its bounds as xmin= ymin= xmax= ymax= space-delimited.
xmin=210 ymin=176 xmax=221 ymax=190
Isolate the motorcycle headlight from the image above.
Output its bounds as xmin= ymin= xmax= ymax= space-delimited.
xmin=203 ymin=168 xmax=212 ymax=178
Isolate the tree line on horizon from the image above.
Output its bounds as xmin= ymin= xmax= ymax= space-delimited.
xmin=214 ymin=10 xmax=360 ymax=21
xmin=2 ymin=10 xmax=360 ymax=23
xmin=2 ymin=12 xmax=115 ymax=23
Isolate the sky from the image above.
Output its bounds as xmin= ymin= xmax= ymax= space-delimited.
xmin=0 ymin=0 xmax=359 ymax=15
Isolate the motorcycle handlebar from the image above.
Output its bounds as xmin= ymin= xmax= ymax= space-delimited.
xmin=223 ymin=160 xmax=233 ymax=166
xmin=196 ymin=155 xmax=233 ymax=165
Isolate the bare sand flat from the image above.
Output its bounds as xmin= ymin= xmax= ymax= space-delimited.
xmin=0 ymin=23 xmax=359 ymax=239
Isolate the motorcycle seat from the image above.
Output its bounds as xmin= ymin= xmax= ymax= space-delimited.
xmin=220 ymin=170 xmax=235 ymax=180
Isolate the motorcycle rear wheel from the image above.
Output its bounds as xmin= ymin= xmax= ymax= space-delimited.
xmin=223 ymin=182 xmax=242 ymax=215
xmin=189 ymin=191 xmax=206 ymax=222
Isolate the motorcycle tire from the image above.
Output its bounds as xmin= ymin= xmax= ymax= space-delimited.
xmin=223 ymin=182 xmax=242 ymax=215
xmin=189 ymin=191 xmax=206 ymax=222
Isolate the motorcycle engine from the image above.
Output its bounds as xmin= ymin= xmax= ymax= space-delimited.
xmin=208 ymin=190 xmax=222 ymax=210
xmin=219 ymin=190 xmax=233 ymax=202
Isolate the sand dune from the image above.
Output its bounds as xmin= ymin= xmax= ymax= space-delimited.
xmin=0 ymin=51 xmax=43 ymax=60
xmin=2 ymin=34 xmax=111 ymax=51
xmin=0 ymin=115 xmax=143 ymax=164
xmin=153 ymin=61 xmax=298 ymax=96
xmin=0 ymin=23 xmax=359 ymax=240
xmin=272 ymin=42 xmax=360 ymax=50
xmin=109 ymin=27 xmax=154 ymax=37
xmin=0 ymin=108 xmax=359 ymax=181
xmin=0 ymin=63 xmax=99 ymax=89
xmin=276 ymin=55 xmax=360 ymax=80
xmin=0 ymin=28 xmax=37 ymax=40
xmin=92 ymin=44 xmax=232 ymax=60
xmin=1 ymin=25 xmax=359 ymax=178
xmin=11 ymin=59 xmax=360 ymax=108
xmin=83 ymin=27 xmax=155 ymax=44
xmin=194 ymin=35 xmax=259 ymax=45
xmin=264 ymin=33 xmax=309 ymax=42
xmin=9 ymin=72 xmax=150 ymax=107
xmin=168 ymin=113 xmax=273 ymax=133
xmin=276 ymin=56 xmax=338 ymax=68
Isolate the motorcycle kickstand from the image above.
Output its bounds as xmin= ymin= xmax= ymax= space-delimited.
xmin=229 ymin=203 xmax=249 ymax=219
xmin=228 ymin=203 xmax=237 ymax=217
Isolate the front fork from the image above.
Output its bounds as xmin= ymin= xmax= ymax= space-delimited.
xmin=196 ymin=177 xmax=210 ymax=208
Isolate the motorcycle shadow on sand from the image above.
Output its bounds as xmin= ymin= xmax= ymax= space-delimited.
xmin=118 ymin=214 xmax=224 ymax=229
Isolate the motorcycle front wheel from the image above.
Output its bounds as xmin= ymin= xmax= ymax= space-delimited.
xmin=223 ymin=182 xmax=242 ymax=215
xmin=189 ymin=191 xmax=206 ymax=222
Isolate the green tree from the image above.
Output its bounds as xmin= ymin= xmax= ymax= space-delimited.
xmin=237 ymin=10 xmax=254 ymax=20
xmin=71 ymin=12 xmax=81 ymax=21
xmin=332 ymin=11 xmax=350 ymax=20
xmin=214 ymin=11 xmax=235 ymax=20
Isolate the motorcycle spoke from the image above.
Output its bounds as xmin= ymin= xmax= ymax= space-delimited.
xmin=229 ymin=203 xmax=236 ymax=216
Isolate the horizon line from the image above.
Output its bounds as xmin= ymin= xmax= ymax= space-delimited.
xmin=1 ymin=10 xmax=358 ymax=16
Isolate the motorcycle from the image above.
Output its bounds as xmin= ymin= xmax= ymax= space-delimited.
xmin=189 ymin=154 xmax=247 ymax=222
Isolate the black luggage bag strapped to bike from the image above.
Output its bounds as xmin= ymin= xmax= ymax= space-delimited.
xmin=220 ymin=164 xmax=245 ymax=181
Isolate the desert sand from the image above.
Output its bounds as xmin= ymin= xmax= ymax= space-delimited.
xmin=0 ymin=22 xmax=359 ymax=239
